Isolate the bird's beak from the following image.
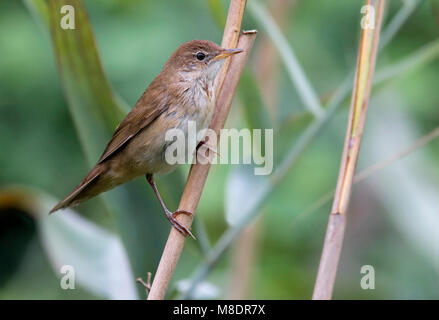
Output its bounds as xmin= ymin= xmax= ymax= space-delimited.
xmin=212 ymin=48 xmax=244 ymax=61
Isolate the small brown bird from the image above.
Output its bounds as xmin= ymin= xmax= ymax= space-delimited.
xmin=50 ymin=40 xmax=242 ymax=238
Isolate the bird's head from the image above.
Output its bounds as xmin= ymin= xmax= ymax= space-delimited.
xmin=163 ymin=40 xmax=243 ymax=81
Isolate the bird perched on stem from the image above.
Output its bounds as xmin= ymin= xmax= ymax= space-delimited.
xmin=50 ymin=40 xmax=243 ymax=238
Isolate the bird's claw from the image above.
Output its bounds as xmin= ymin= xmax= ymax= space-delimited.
xmin=197 ymin=139 xmax=219 ymax=158
xmin=166 ymin=209 xmax=196 ymax=239
xmin=173 ymin=209 xmax=193 ymax=218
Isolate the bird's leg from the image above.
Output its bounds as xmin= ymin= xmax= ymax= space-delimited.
xmin=145 ymin=174 xmax=195 ymax=239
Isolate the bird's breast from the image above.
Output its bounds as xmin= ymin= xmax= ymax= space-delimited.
xmin=185 ymin=77 xmax=216 ymax=129
xmin=124 ymin=78 xmax=216 ymax=175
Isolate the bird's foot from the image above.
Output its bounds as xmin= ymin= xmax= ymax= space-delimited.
xmin=165 ymin=209 xmax=196 ymax=239
xmin=196 ymin=139 xmax=219 ymax=163
xmin=173 ymin=209 xmax=193 ymax=218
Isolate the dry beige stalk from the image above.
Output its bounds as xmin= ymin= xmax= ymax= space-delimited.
xmin=312 ymin=0 xmax=385 ymax=300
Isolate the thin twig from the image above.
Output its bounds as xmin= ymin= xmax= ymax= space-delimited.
xmin=312 ymin=0 xmax=385 ymax=300
xmin=292 ymin=124 xmax=439 ymax=226
xmin=136 ymin=272 xmax=152 ymax=297
xmin=147 ymin=0 xmax=254 ymax=300
xmin=374 ymin=38 xmax=439 ymax=85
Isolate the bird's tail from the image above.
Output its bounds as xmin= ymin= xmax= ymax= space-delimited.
xmin=49 ymin=165 xmax=104 ymax=213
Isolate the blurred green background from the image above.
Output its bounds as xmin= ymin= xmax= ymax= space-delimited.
xmin=1 ymin=0 xmax=439 ymax=299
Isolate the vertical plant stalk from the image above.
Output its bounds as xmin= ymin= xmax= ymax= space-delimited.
xmin=149 ymin=32 xmax=256 ymax=300
xmin=312 ymin=0 xmax=385 ymax=300
xmin=147 ymin=0 xmax=254 ymax=300
xmin=217 ymin=0 xmax=248 ymax=94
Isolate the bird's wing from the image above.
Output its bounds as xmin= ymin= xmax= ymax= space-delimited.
xmin=98 ymin=79 xmax=170 ymax=164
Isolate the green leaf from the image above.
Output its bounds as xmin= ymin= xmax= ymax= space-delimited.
xmin=238 ymin=69 xmax=273 ymax=131
xmin=374 ymin=39 xmax=439 ymax=85
xmin=27 ymin=0 xmax=128 ymax=163
xmin=248 ymin=1 xmax=324 ymax=118
xmin=207 ymin=0 xmax=227 ymax=29
xmin=0 ymin=186 xmax=138 ymax=299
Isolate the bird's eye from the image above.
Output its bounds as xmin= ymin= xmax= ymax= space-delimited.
xmin=196 ymin=52 xmax=206 ymax=61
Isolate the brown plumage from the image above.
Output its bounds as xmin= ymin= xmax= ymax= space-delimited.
xmin=50 ymin=40 xmax=243 ymax=237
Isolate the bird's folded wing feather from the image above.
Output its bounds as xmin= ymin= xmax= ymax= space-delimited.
xmin=98 ymin=79 xmax=169 ymax=164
